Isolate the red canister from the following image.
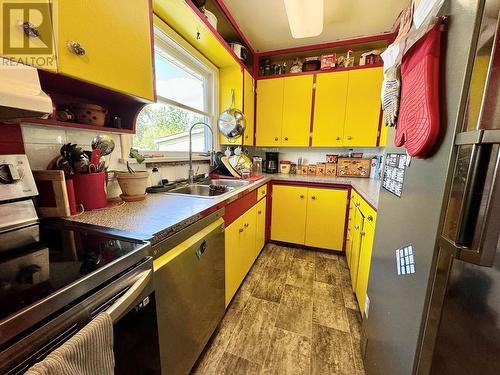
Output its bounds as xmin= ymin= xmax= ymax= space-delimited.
xmin=72 ymin=172 xmax=107 ymax=211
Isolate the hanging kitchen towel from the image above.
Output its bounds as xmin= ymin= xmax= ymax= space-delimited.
xmin=395 ymin=19 xmax=442 ymax=158
xmin=25 ymin=313 xmax=114 ymax=375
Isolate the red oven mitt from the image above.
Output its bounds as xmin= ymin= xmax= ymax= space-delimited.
xmin=395 ymin=21 xmax=442 ymax=158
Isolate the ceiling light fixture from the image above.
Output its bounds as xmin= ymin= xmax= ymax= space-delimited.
xmin=284 ymin=0 xmax=324 ymax=39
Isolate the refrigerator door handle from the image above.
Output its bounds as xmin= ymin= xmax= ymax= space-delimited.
xmin=456 ymin=143 xmax=500 ymax=266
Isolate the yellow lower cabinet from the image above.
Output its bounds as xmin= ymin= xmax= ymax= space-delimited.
xmin=356 ymin=221 xmax=375 ymax=317
xmin=350 ymin=209 xmax=364 ymax=291
xmin=271 ymin=185 xmax=308 ymax=244
xmin=254 ymin=198 xmax=267 ymax=259
xmin=305 ymin=188 xmax=348 ymax=251
xmin=241 ymin=206 xmax=257 ymax=276
xmin=225 ymin=215 xmax=244 ymax=307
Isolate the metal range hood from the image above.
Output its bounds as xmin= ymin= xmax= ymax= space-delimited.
xmin=0 ymin=58 xmax=52 ymax=120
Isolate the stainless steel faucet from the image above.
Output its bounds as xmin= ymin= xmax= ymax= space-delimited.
xmin=188 ymin=122 xmax=216 ymax=184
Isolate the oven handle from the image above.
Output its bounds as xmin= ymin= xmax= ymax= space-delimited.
xmin=106 ymin=269 xmax=152 ymax=323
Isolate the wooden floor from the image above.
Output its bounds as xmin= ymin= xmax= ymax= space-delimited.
xmin=192 ymin=244 xmax=365 ymax=375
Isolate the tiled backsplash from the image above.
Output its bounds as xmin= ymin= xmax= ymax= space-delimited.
xmin=20 ymin=124 xmax=210 ymax=197
xmin=247 ymin=146 xmax=384 ymax=164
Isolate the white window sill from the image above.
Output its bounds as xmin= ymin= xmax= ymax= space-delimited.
xmin=119 ymin=155 xmax=210 ymax=164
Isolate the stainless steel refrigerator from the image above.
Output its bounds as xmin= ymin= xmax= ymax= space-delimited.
xmin=363 ymin=0 xmax=500 ymax=374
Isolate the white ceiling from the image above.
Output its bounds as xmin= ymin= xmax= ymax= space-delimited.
xmin=222 ymin=0 xmax=410 ymax=52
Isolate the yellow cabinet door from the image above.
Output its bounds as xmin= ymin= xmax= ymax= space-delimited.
xmin=256 ymin=78 xmax=284 ymax=146
xmin=305 ymin=188 xmax=348 ymax=251
xmin=350 ymin=208 xmax=364 ymax=291
xmin=55 ymin=0 xmax=154 ymax=100
xmin=344 ymin=67 xmax=383 ymax=146
xmin=243 ymin=69 xmax=255 ymax=145
xmin=356 ymin=221 xmax=375 ymax=317
xmin=271 ymin=185 xmax=307 ymax=244
xmin=219 ymin=65 xmax=244 ymax=145
xmin=254 ymin=198 xmax=267 ymax=258
xmin=312 ymin=71 xmax=349 ymax=146
xmin=241 ymin=206 xmax=257 ymax=276
xmin=225 ymin=215 xmax=245 ymax=306
xmin=281 ymin=75 xmax=313 ymax=147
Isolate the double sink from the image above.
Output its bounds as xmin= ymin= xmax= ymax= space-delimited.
xmin=167 ymin=178 xmax=250 ymax=199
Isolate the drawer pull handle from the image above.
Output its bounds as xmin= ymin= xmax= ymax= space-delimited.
xmin=274 ymin=137 xmax=279 ymax=141
xmin=347 ymin=136 xmax=352 ymax=140
xmin=367 ymin=215 xmax=373 ymax=221
xmin=239 ymin=228 xmax=244 ymax=233
xmin=22 ymin=22 xmax=40 ymax=38
xmin=284 ymin=137 xmax=289 ymax=141
xmin=244 ymin=223 xmax=249 ymax=228
xmin=311 ymin=196 xmax=316 ymax=200
xmin=336 ymin=136 xmax=341 ymax=141
xmin=67 ymin=41 xmax=86 ymax=56
xmin=299 ymin=195 xmax=304 ymax=199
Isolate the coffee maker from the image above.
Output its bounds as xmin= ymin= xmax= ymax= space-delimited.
xmin=264 ymin=152 xmax=279 ymax=174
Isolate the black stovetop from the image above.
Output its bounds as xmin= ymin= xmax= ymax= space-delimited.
xmin=0 ymin=221 xmax=147 ymax=323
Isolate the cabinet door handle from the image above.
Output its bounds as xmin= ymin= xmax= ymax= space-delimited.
xmin=355 ymin=202 xmax=360 ymax=207
xmin=274 ymin=137 xmax=279 ymax=141
xmin=347 ymin=136 xmax=353 ymax=140
xmin=239 ymin=228 xmax=244 ymax=233
xmin=284 ymin=137 xmax=289 ymax=141
xmin=67 ymin=41 xmax=86 ymax=56
xmin=299 ymin=195 xmax=305 ymax=199
xmin=355 ymin=225 xmax=360 ymax=230
xmin=336 ymin=136 xmax=341 ymax=141
xmin=360 ymin=231 xmax=366 ymax=236
xmin=258 ymin=210 xmax=262 ymax=214
xmin=311 ymin=196 xmax=316 ymax=200
xmin=367 ymin=215 xmax=373 ymax=222
xmin=244 ymin=223 xmax=249 ymax=228
xmin=245 ymin=135 xmax=249 ymax=139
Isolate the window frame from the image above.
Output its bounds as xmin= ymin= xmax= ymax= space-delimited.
xmin=128 ymin=24 xmax=219 ymax=159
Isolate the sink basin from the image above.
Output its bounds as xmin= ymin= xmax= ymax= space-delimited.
xmin=167 ymin=179 xmax=249 ymax=199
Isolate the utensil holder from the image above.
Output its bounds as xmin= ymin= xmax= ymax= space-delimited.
xmin=73 ymin=172 xmax=107 ymax=210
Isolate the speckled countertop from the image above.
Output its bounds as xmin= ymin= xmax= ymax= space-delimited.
xmin=67 ymin=174 xmax=381 ymax=244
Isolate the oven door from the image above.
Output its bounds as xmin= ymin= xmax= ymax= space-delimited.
xmin=0 ymin=257 xmax=161 ymax=375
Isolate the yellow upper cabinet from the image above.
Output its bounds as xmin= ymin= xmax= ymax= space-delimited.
xmin=243 ymin=69 xmax=255 ymax=146
xmin=344 ymin=67 xmax=383 ymax=146
xmin=256 ymin=78 xmax=284 ymax=146
xmin=55 ymin=0 xmax=154 ymax=100
xmin=305 ymin=188 xmax=348 ymax=251
xmin=312 ymin=71 xmax=349 ymax=147
xmin=281 ymin=75 xmax=313 ymax=147
xmin=219 ymin=65 xmax=244 ymax=145
xmin=271 ymin=185 xmax=307 ymax=244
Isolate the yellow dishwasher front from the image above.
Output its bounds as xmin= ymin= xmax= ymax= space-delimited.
xmin=152 ymin=211 xmax=225 ymax=375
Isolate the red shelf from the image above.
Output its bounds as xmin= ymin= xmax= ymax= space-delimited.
xmin=24 ymin=118 xmax=135 ymax=134
xmin=256 ymin=63 xmax=383 ymax=80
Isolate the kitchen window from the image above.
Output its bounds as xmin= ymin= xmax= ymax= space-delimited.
xmin=133 ymin=27 xmax=218 ymax=155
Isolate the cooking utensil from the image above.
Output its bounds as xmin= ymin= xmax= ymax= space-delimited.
xmin=218 ymin=89 xmax=246 ymax=140
xmin=91 ymin=135 xmax=115 ymax=156
xmin=60 ymin=143 xmax=89 ymax=174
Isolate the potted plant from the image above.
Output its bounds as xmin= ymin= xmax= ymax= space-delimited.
xmin=115 ymin=159 xmax=149 ymax=202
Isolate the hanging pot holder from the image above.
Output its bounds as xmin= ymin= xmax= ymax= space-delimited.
xmin=395 ymin=20 xmax=442 ymax=158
